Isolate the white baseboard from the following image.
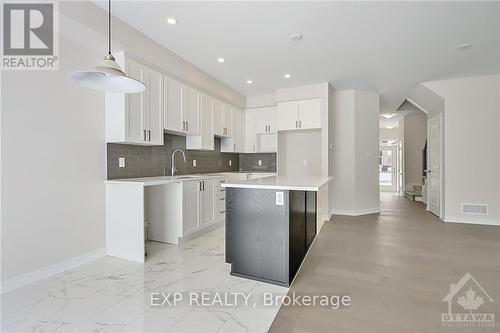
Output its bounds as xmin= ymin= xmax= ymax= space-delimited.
xmin=1 ymin=248 xmax=106 ymax=294
xmin=331 ymin=207 xmax=380 ymax=216
xmin=444 ymin=216 xmax=500 ymax=226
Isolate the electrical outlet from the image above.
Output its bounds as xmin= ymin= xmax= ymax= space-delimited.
xmin=218 ymin=160 xmax=222 ymax=166
xmin=276 ymin=192 xmax=284 ymax=206
xmin=118 ymin=157 xmax=126 ymax=168
xmin=258 ymin=160 xmax=262 ymax=166
xmin=193 ymin=159 xmax=197 ymax=167
xmin=229 ymin=160 xmax=232 ymax=166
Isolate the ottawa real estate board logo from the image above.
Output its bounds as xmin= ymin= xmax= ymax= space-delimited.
xmin=1 ymin=2 xmax=58 ymax=70
xmin=441 ymin=272 xmax=495 ymax=328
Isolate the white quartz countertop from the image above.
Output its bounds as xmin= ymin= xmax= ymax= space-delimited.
xmin=221 ymin=176 xmax=333 ymax=191
xmin=105 ymin=172 xmax=276 ymax=186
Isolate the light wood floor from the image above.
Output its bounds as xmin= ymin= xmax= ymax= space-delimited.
xmin=269 ymin=193 xmax=500 ymax=333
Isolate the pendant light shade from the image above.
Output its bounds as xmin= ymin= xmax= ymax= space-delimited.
xmin=70 ymin=54 xmax=145 ymax=93
xmin=69 ymin=0 xmax=145 ymax=93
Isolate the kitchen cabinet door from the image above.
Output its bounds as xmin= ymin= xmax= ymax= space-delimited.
xmin=298 ymin=98 xmax=321 ymax=130
xmin=255 ymin=106 xmax=276 ymax=134
xmin=145 ymin=67 xmax=164 ymax=145
xmin=186 ymin=94 xmax=214 ymax=150
xmin=237 ymin=109 xmax=245 ymax=152
xmin=183 ymin=181 xmax=200 ymax=235
xmin=222 ymin=104 xmax=232 ymax=137
xmin=213 ymin=99 xmax=223 ymax=136
xmin=125 ymin=58 xmax=144 ymax=143
xmin=183 ymin=85 xmax=200 ymax=135
xmin=164 ymin=77 xmax=183 ymax=132
xmin=245 ymin=110 xmax=257 ymax=153
xmin=276 ymin=101 xmax=299 ymax=131
xmin=199 ymin=180 xmax=215 ymax=227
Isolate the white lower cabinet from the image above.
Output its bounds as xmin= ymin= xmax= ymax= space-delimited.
xmin=182 ymin=180 xmax=200 ymax=235
xmin=182 ymin=179 xmax=216 ymax=236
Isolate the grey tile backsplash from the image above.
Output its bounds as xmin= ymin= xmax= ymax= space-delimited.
xmin=107 ymin=133 xmax=276 ymax=179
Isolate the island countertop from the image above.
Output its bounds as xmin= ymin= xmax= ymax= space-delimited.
xmin=221 ymin=176 xmax=333 ymax=191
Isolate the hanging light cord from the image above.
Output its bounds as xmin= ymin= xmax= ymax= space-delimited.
xmin=108 ymin=0 xmax=111 ymax=55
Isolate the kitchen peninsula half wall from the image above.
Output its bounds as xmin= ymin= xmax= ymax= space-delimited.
xmin=107 ymin=133 xmax=277 ymax=179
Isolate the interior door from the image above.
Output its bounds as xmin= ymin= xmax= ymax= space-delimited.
xmin=379 ymin=146 xmax=398 ymax=192
xmin=427 ymin=115 xmax=442 ymax=217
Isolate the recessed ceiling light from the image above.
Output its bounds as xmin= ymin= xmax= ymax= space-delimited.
xmin=166 ymin=17 xmax=177 ymax=25
xmin=246 ymin=80 xmax=253 ymax=84
xmin=385 ymin=126 xmax=395 ymax=130
xmin=381 ymin=113 xmax=396 ymax=119
xmin=217 ymin=57 xmax=225 ymax=63
xmin=290 ymin=33 xmax=303 ymax=41
xmin=457 ymin=43 xmax=472 ymax=50
xmin=284 ymin=74 xmax=291 ymax=79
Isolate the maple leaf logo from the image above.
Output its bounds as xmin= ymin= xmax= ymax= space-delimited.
xmin=457 ymin=288 xmax=485 ymax=313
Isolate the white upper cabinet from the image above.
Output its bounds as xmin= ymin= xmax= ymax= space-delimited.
xmin=144 ymin=66 xmax=164 ymax=145
xmin=105 ymin=53 xmax=164 ymax=146
xmin=298 ymin=98 xmax=322 ymax=129
xmin=244 ymin=106 xmax=277 ymax=153
xmin=182 ymin=85 xmax=200 ymax=135
xmin=164 ymin=78 xmax=200 ymax=135
xmin=222 ymin=104 xmax=232 ymax=137
xmin=212 ymin=99 xmax=224 ymax=136
xmin=255 ymin=106 xmax=276 ymax=134
xmin=164 ymin=77 xmax=183 ymax=132
xmin=221 ymin=108 xmax=244 ymax=152
xmin=244 ymin=110 xmax=257 ymax=152
xmin=186 ymin=93 xmax=214 ymax=150
xmin=276 ymin=98 xmax=321 ymax=131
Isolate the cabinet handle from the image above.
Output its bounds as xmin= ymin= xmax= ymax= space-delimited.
xmin=299 ymin=120 xmax=302 ymax=128
xmin=295 ymin=120 xmax=298 ymax=128
xmin=253 ymin=145 xmax=255 ymax=152
xmin=199 ymin=181 xmax=202 ymax=191
xmin=143 ymin=129 xmax=147 ymax=141
xmin=186 ymin=122 xmax=188 ymax=132
xmin=202 ymin=181 xmax=205 ymax=191
xmin=148 ymin=130 xmax=151 ymax=141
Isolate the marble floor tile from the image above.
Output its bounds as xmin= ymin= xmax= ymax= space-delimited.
xmin=2 ymin=227 xmax=287 ymax=333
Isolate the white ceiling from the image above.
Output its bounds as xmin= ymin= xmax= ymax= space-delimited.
xmin=96 ymin=1 xmax=500 ymax=112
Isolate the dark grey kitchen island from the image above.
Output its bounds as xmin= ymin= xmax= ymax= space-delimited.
xmin=222 ymin=176 xmax=331 ymax=287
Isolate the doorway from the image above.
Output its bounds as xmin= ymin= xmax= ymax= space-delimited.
xmin=379 ymin=145 xmax=400 ymax=192
xmin=426 ymin=114 xmax=442 ymax=217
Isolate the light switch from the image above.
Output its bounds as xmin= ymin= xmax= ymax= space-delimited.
xmin=276 ymin=192 xmax=284 ymax=206
xmin=118 ymin=157 xmax=126 ymax=168
xmin=193 ymin=159 xmax=197 ymax=167
xmin=258 ymin=160 xmax=262 ymax=166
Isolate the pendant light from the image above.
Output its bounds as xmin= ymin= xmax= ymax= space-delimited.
xmin=69 ymin=0 xmax=145 ymax=93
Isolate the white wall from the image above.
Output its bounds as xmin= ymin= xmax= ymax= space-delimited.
xmin=277 ymin=130 xmax=322 ymax=177
xmin=423 ymin=75 xmax=500 ymax=224
xmin=1 ymin=36 xmax=105 ymax=282
xmin=379 ymin=127 xmax=401 ymax=141
xmin=1 ymin=2 xmax=245 ymax=287
xmin=331 ymin=90 xmax=380 ymax=215
xmin=403 ymin=111 xmax=427 ymax=190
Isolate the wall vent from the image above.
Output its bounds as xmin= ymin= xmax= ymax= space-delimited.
xmin=461 ymin=203 xmax=488 ymax=215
